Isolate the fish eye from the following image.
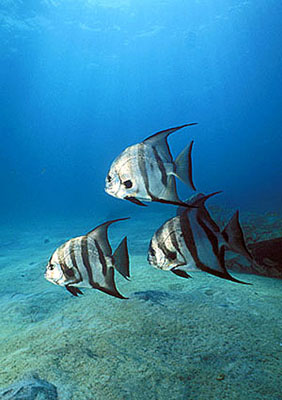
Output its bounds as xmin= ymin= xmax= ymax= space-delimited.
xmin=149 ymin=247 xmax=156 ymax=257
xmin=107 ymin=175 xmax=112 ymax=182
xmin=168 ymin=251 xmax=177 ymax=260
xmin=48 ymin=264 xmax=54 ymax=271
xmin=123 ymin=180 xmax=133 ymax=189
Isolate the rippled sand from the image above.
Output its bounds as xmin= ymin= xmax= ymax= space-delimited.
xmin=0 ymin=209 xmax=281 ymax=400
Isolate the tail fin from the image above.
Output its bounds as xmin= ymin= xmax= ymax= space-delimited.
xmin=113 ymin=237 xmax=130 ymax=280
xmin=222 ymin=211 xmax=253 ymax=262
xmin=174 ymin=140 xmax=196 ymax=191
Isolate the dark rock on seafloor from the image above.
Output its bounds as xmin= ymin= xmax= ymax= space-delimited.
xmin=248 ymin=237 xmax=282 ymax=278
xmin=228 ymin=237 xmax=282 ymax=279
xmin=0 ymin=373 xmax=58 ymax=400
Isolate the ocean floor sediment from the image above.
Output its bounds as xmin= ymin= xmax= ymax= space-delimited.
xmin=0 ymin=209 xmax=281 ymax=400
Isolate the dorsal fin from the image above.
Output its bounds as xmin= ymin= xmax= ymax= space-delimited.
xmin=143 ymin=123 xmax=198 ymax=144
xmin=86 ymin=218 xmax=130 ymax=255
xmin=189 ymin=191 xmax=222 ymax=207
xmin=143 ymin=123 xmax=198 ymax=162
xmin=177 ymin=191 xmax=222 ymax=216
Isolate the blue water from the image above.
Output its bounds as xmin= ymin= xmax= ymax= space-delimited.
xmin=1 ymin=0 xmax=282 ymax=223
xmin=1 ymin=2 xmax=282 ymax=399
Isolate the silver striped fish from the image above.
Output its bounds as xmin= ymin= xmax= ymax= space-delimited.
xmin=105 ymin=123 xmax=197 ymax=207
xmin=45 ymin=218 xmax=130 ymax=298
xmin=148 ymin=192 xmax=253 ymax=284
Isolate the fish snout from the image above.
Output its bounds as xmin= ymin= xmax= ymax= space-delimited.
xmin=105 ymin=174 xmax=120 ymax=196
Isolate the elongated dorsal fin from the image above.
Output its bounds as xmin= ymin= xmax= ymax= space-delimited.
xmin=86 ymin=218 xmax=130 ymax=255
xmin=143 ymin=123 xmax=198 ymax=163
xmin=143 ymin=123 xmax=198 ymax=144
xmin=190 ymin=191 xmax=222 ymax=207
xmin=176 ymin=191 xmax=222 ymax=216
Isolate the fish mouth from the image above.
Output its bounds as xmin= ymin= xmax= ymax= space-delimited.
xmin=105 ymin=181 xmax=118 ymax=197
xmin=44 ymin=274 xmax=55 ymax=284
xmin=44 ymin=272 xmax=63 ymax=285
xmin=104 ymin=185 xmax=114 ymax=196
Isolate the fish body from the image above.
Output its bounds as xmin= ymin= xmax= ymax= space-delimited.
xmin=45 ymin=218 xmax=130 ymax=298
xmin=148 ymin=193 xmax=253 ymax=284
xmin=105 ymin=123 xmax=197 ymax=207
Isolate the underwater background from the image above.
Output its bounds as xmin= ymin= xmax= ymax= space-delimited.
xmin=0 ymin=1 xmax=282 ymax=399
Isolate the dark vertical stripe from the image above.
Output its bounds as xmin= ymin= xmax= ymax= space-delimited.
xmin=169 ymin=219 xmax=185 ymax=259
xmin=81 ymin=237 xmax=95 ymax=287
xmin=57 ymin=243 xmax=67 ymax=271
xmin=57 ymin=242 xmax=79 ymax=282
xmin=181 ymin=212 xmax=244 ymax=282
xmin=196 ymin=215 xmax=220 ymax=262
xmin=155 ymin=225 xmax=171 ymax=258
xmin=137 ymin=143 xmax=153 ymax=199
xmin=180 ymin=212 xmax=204 ymax=269
xmin=196 ymin=215 xmax=237 ymax=279
xmin=155 ymin=223 xmax=180 ymax=261
xmin=197 ymin=219 xmax=246 ymax=283
xmin=94 ymin=239 xmax=108 ymax=277
xmin=152 ymin=145 xmax=167 ymax=186
xmin=69 ymin=239 xmax=83 ymax=283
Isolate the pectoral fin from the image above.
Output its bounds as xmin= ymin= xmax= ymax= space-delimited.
xmin=143 ymin=123 xmax=197 ymax=146
xmin=143 ymin=123 xmax=198 ymax=163
xmin=66 ymin=286 xmax=84 ymax=296
xmin=171 ymin=268 xmax=191 ymax=279
xmin=125 ymin=196 xmax=147 ymax=206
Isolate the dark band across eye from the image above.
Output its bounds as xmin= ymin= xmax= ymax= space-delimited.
xmin=124 ymin=180 xmax=132 ymax=188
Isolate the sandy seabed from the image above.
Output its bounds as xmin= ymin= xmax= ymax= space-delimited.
xmin=0 ymin=209 xmax=281 ymax=400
